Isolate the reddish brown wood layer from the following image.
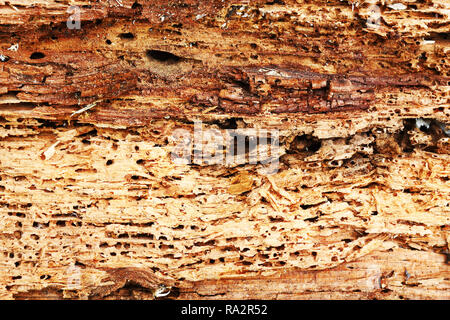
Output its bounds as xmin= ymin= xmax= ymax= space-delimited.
xmin=0 ymin=0 xmax=448 ymax=300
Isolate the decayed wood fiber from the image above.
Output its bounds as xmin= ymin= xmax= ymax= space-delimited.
xmin=0 ymin=0 xmax=449 ymax=299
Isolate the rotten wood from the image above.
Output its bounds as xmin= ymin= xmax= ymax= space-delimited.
xmin=0 ymin=0 xmax=449 ymax=300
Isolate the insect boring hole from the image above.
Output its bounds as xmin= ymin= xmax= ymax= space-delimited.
xmin=146 ymin=50 xmax=182 ymax=65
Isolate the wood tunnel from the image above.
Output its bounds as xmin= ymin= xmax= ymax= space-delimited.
xmin=0 ymin=0 xmax=448 ymax=299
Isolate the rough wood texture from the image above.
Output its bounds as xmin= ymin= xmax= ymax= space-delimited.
xmin=0 ymin=0 xmax=449 ymax=300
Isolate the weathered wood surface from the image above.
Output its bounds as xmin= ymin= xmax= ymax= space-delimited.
xmin=0 ymin=0 xmax=449 ymax=299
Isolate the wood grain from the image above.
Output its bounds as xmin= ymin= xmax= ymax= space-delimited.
xmin=0 ymin=0 xmax=448 ymax=299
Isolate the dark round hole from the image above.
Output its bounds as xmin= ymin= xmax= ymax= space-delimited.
xmin=131 ymin=1 xmax=142 ymax=9
xmin=146 ymin=50 xmax=181 ymax=63
xmin=119 ymin=32 xmax=135 ymax=40
xmin=30 ymin=52 xmax=45 ymax=60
